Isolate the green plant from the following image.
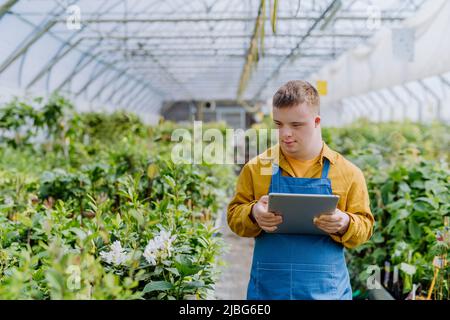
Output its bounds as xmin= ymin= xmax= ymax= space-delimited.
xmin=0 ymin=96 xmax=234 ymax=299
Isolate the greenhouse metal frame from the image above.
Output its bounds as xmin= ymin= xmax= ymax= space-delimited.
xmin=2 ymin=0 xmax=449 ymax=125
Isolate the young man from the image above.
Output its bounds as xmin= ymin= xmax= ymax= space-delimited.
xmin=227 ymin=80 xmax=374 ymax=300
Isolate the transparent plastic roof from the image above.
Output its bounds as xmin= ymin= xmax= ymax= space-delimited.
xmin=0 ymin=0 xmax=436 ymax=117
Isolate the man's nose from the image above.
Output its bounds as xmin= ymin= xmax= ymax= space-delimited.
xmin=280 ymin=127 xmax=292 ymax=138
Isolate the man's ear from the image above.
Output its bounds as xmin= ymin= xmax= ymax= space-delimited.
xmin=314 ymin=115 xmax=321 ymax=128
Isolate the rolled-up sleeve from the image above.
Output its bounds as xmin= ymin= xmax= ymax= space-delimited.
xmin=330 ymin=168 xmax=374 ymax=249
xmin=227 ymin=164 xmax=262 ymax=238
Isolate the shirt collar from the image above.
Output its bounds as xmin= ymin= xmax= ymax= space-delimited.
xmin=263 ymin=141 xmax=336 ymax=176
xmin=320 ymin=142 xmax=337 ymax=165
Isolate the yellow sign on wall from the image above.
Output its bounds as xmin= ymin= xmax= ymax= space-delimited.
xmin=316 ymin=80 xmax=328 ymax=96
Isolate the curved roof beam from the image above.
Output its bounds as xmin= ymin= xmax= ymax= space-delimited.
xmin=6 ymin=0 xmax=165 ymax=108
xmin=250 ymin=0 xmax=341 ymax=101
xmin=25 ymin=0 xmax=122 ymax=89
xmin=0 ymin=2 xmax=67 ymax=74
xmin=0 ymin=0 xmax=19 ymax=20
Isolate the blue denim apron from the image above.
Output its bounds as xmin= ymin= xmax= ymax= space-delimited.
xmin=247 ymin=159 xmax=352 ymax=300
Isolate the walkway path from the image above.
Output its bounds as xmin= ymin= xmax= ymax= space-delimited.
xmin=214 ymin=211 xmax=254 ymax=300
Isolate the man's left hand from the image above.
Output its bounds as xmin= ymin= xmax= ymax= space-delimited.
xmin=313 ymin=209 xmax=350 ymax=235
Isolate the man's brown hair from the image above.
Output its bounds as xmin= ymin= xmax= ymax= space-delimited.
xmin=272 ymin=80 xmax=320 ymax=115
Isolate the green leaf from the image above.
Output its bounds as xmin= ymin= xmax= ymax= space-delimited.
xmin=371 ymin=233 xmax=384 ymax=244
xmin=408 ymin=219 xmax=421 ymax=240
xmin=415 ymin=196 xmax=438 ymax=209
xmin=16 ymin=214 xmax=32 ymax=228
xmin=174 ymin=255 xmax=203 ymax=277
xmin=411 ymin=180 xmax=425 ymax=189
xmin=142 ymin=281 xmax=173 ymax=293
xmin=184 ymin=280 xmax=205 ymax=290
xmin=45 ymin=269 xmax=65 ymax=297
xmin=129 ymin=209 xmax=144 ymax=226
xmin=371 ymin=248 xmax=387 ymax=263
xmin=398 ymin=182 xmax=411 ymax=194
xmin=381 ymin=181 xmax=394 ymax=204
xmin=164 ymin=176 xmax=176 ymax=189
xmin=386 ymin=199 xmax=407 ymax=211
xmin=197 ymin=236 xmax=209 ymax=248
xmin=413 ymin=201 xmax=430 ymax=214
xmin=165 ymin=267 xmax=180 ymax=276
xmin=70 ymin=227 xmax=87 ymax=240
xmin=425 ymin=180 xmax=447 ymax=195
xmin=403 ymin=274 xmax=412 ymax=294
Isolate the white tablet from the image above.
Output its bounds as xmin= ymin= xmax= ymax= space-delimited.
xmin=268 ymin=193 xmax=340 ymax=235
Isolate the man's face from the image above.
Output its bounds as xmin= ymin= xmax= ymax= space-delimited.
xmin=272 ymin=103 xmax=320 ymax=156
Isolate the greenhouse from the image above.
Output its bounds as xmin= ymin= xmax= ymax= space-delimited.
xmin=0 ymin=0 xmax=448 ymax=303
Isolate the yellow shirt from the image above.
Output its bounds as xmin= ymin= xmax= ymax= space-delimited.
xmin=285 ymin=153 xmax=321 ymax=178
xmin=227 ymin=141 xmax=374 ymax=249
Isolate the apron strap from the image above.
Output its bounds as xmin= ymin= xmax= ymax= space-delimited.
xmin=321 ymin=158 xmax=330 ymax=179
xmin=272 ymin=164 xmax=281 ymax=191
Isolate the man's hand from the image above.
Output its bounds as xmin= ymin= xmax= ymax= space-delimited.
xmin=251 ymin=195 xmax=283 ymax=232
xmin=314 ymin=209 xmax=350 ymax=235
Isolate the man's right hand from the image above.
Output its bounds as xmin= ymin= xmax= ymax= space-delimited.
xmin=251 ymin=195 xmax=283 ymax=232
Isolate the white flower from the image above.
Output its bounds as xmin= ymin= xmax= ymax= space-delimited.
xmin=143 ymin=242 xmax=158 ymax=266
xmin=397 ymin=241 xmax=408 ymax=251
xmin=158 ymin=230 xmax=172 ymax=242
xmin=100 ymin=241 xmax=130 ymax=266
xmin=143 ymin=229 xmax=177 ymax=265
